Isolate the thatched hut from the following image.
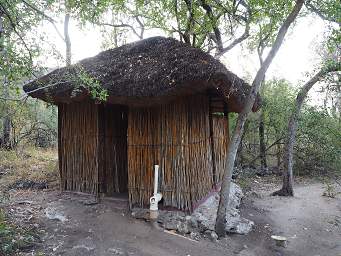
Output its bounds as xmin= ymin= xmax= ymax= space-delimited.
xmin=24 ymin=37 xmax=259 ymax=211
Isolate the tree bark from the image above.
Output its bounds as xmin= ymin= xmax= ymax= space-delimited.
xmin=236 ymin=120 xmax=248 ymax=166
xmin=272 ymin=64 xmax=340 ymax=196
xmin=276 ymin=141 xmax=282 ymax=169
xmin=259 ymin=109 xmax=267 ymax=170
xmin=64 ymin=11 xmax=71 ymax=66
xmin=2 ymin=77 xmax=11 ymax=149
xmin=0 ymin=10 xmax=11 ymax=149
xmin=215 ymin=0 xmax=305 ymax=237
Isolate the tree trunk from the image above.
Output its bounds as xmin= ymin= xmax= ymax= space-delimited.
xmin=272 ymin=65 xmax=340 ymax=196
xmin=2 ymin=77 xmax=11 ymax=149
xmin=236 ymin=120 xmax=248 ymax=166
xmin=64 ymin=12 xmax=71 ymax=66
xmin=0 ymin=11 xmax=11 ymax=149
xmin=276 ymin=141 xmax=282 ymax=169
xmin=215 ymin=0 xmax=304 ymax=237
xmin=259 ymin=109 xmax=267 ymax=170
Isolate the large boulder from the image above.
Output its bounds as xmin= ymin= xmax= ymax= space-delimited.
xmin=191 ymin=182 xmax=254 ymax=234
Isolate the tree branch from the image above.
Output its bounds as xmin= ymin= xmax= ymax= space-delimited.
xmin=215 ymin=21 xmax=250 ymax=57
xmin=305 ymin=2 xmax=341 ymax=25
xmin=200 ymin=0 xmax=223 ymax=51
xmin=0 ymin=4 xmax=33 ymax=61
xmin=97 ymin=22 xmax=142 ymax=39
xmin=134 ymin=16 xmax=144 ymax=39
xmin=206 ymin=0 xmax=251 ymax=57
xmin=20 ymin=0 xmax=65 ymax=42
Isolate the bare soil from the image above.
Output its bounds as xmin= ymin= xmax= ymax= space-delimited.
xmin=2 ymin=178 xmax=340 ymax=256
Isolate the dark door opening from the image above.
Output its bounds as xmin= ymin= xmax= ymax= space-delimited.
xmin=98 ymin=104 xmax=128 ymax=196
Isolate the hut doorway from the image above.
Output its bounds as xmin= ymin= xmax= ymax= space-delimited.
xmin=98 ymin=104 xmax=128 ymax=196
xmin=58 ymin=102 xmax=128 ymax=197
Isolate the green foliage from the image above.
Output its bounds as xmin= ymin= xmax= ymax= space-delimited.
xmin=263 ymin=79 xmax=297 ymax=138
xmin=295 ymin=106 xmax=341 ymax=175
xmin=76 ymin=66 xmax=109 ymax=102
xmin=238 ymin=77 xmax=341 ymax=177
xmin=0 ymin=0 xmax=52 ymax=86
xmin=0 ymin=94 xmax=58 ymax=148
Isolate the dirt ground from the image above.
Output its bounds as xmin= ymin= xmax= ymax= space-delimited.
xmin=2 ymin=178 xmax=341 ymax=256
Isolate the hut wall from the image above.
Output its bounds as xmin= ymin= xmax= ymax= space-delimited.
xmin=212 ymin=114 xmax=229 ymax=182
xmin=98 ymin=105 xmax=128 ymax=195
xmin=59 ymin=102 xmax=128 ymax=196
xmin=128 ymin=94 xmax=229 ymax=211
xmin=58 ymin=101 xmax=99 ymax=194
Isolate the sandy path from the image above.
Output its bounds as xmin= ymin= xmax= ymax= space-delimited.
xmin=250 ymin=182 xmax=341 ymax=256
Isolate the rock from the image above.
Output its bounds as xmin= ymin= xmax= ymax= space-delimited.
xmin=225 ymin=208 xmax=254 ymax=234
xmin=204 ymin=230 xmax=218 ymax=242
xmin=131 ymin=208 xmax=149 ymax=219
xmin=45 ymin=207 xmax=67 ymax=222
xmin=156 ymin=211 xmax=186 ymax=230
xmin=177 ymin=220 xmax=190 ymax=234
xmin=131 ymin=182 xmax=252 ymax=236
xmin=163 ymin=219 xmax=180 ymax=230
xmin=108 ymin=247 xmax=125 ymax=255
xmin=190 ymin=232 xmax=201 ymax=241
xmin=191 ymin=182 xmax=253 ymax=235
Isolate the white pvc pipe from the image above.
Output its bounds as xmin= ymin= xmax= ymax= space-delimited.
xmin=150 ymin=165 xmax=162 ymax=218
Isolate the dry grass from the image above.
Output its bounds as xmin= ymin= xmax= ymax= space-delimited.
xmin=0 ymin=147 xmax=59 ymax=190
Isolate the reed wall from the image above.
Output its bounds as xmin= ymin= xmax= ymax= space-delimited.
xmin=212 ymin=114 xmax=229 ymax=182
xmin=127 ymin=95 xmax=229 ymax=211
xmin=59 ymin=101 xmax=128 ymax=195
xmin=59 ymin=101 xmax=99 ymax=194
xmin=58 ymin=96 xmax=229 ymax=211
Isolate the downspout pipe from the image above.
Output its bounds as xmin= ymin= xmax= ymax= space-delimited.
xmin=150 ymin=165 xmax=162 ymax=219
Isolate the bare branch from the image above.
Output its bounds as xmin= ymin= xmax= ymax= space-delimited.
xmin=201 ymin=0 xmax=251 ymax=58
xmin=98 ymin=22 xmax=142 ymax=39
xmin=200 ymin=0 xmax=223 ymax=51
xmin=134 ymin=16 xmax=144 ymax=39
xmin=215 ymin=21 xmax=250 ymax=57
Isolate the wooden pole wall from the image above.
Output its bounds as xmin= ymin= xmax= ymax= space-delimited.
xmin=127 ymin=94 xmax=225 ymax=211
xmin=57 ymin=96 xmax=229 ymax=211
xmin=58 ymin=101 xmax=99 ymax=194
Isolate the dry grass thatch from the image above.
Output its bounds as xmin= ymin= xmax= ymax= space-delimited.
xmin=23 ymin=37 xmax=260 ymax=113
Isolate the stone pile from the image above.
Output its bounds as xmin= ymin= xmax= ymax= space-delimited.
xmin=132 ymin=182 xmax=254 ymax=240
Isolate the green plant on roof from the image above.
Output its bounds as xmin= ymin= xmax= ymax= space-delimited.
xmin=75 ymin=66 xmax=108 ymax=102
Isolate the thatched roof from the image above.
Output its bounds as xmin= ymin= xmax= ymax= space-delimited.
xmin=23 ymin=36 xmax=260 ymax=113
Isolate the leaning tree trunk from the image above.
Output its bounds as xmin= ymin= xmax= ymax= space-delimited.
xmin=236 ymin=120 xmax=248 ymax=166
xmin=272 ymin=65 xmax=340 ymax=196
xmin=215 ymin=0 xmax=305 ymax=237
xmin=64 ymin=10 xmax=71 ymax=66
